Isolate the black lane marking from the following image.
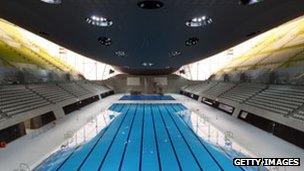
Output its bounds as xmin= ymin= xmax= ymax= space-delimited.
xmin=97 ymin=104 xmax=134 ymax=171
xmin=76 ymin=104 xmax=130 ymax=170
xmin=118 ymin=104 xmax=139 ymax=170
xmin=174 ymin=104 xmax=246 ymax=171
xmin=56 ymin=104 xmax=122 ymax=171
xmin=171 ymin=104 xmax=225 ymax=171
xmin=162 ymin=105 xmax=203 ymax=171
xmin=139 ymin=104 xmax=145 ymax=171
xmin=157 ymin=105 xmax=182 ymax=171
xmin=165 ymin=105 xmax=204 ymax=170
xmin=151 ymin=105 xmax=162 ymax=171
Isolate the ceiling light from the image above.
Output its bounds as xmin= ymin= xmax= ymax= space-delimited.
xmin=86 ymin=15 xmax=113 ymax=27
xmin=185 ymin=37 xmax=199 ymax=46
xmin=98 ymin=37 xmax=112 ymax=46
xmin=142 ymin=62 xmax=154 ymax=67
xmin=40 ymin=0 xmax=62 ymax=4
xmin=186 ymin=16 xmax=212 ymax=27
xmin=115 ymin=50 xmax=127 ymax=57
xmin=137 ymin=0 xmax=164 ymax=9
xmin=240 ymin=0 xmax=263 ymax=5
xmin=169 ymin=50 xmax=181 ymax=57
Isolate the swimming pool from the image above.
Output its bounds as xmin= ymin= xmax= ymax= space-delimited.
xmin=36 ymin=103 xmax=259 ymax=171
xmin=119 ymin=95 xmax=175 ymax=100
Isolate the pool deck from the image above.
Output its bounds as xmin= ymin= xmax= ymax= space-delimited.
xmin=0 ymin=94 xmax=303 ymax=171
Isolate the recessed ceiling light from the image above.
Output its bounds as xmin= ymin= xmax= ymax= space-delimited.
xmin=142 ymin=62 xmax=154 ymax=67
xmin=40 ymin=0 xmax=62 ymax=4
xmin=186 ymin=16 xmax=212 ymax=27
xmin=115 ymin=50 xmax=127 ymax=57
xmin=240 ymin=0 xmax=263 ymax=5
xmin=185 ymin=37 xmax=199 ymax=46
xmin=137 ymin=0 xmax=164 ymax=9
xmin=86 ymin=15 xmax=113 ymax=27
xmin=169 ymin=50 xmax=181 ymax=57
xmin=98 ymin=37 xmax=112 ymax=46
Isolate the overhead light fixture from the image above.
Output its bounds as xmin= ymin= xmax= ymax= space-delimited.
xmin=186 ymin=16 xmax=212 ymax=27
xmin=86 ymin=15 xmax=113 ymax=27
xmin=114 ymin=50 xmax=127 ymax=57
xmin=240 ymin=0 xmax=263 ymax=5
xmin=98 ymin=37 xmax=112 ymax=46
xmin=40 ymin=0 xmax=61 ymax=4
xmin=142 ymin=62 xmax=154 ymax=67
xmin=137 ymin=0 xmax=164 ymax=9
xmin=185 ymin=37 xmax=199 ymax=46
xmin=169 ymin=50 xmax=181 ymax=57
xmin=40 ymin=0 xmax=62 ymax=4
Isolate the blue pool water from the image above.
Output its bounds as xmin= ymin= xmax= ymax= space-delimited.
xmin=36 ymin=103 xmax=256 ymax=171
xmin=119 ymin=95 xmax=175 ymax=100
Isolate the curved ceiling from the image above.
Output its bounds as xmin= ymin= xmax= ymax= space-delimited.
xmin=0 ymin=0 xmax=303 ymax=74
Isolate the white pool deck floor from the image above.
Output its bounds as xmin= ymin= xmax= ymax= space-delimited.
xmin=0 ymin=94 xmax=303 ymax=171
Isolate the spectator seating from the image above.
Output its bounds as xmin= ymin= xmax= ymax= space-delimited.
xmin=192 ymin=82 xmax=218 ymax=95
xmin=181 ymin=81 xmax=304 ymax=124
xmin=0 ymin=85 xmax=51 ymax=117
xmin=245 ymin=85 xmax=304 ymax=115
xmin=58 ymin=82 xmax=93 ymax=99
xmin=202 ymin=82 xmax=236 ymax=97
xmin=292 ymin=109 xmax=304 ymax=121
xmin=220 ymin=83 xmax=267 ymax=103
xmin=28 ymin=84 xmax=76 ymax=103
xmin=76 ymin=81 xmax=111 ymax=94
xmin=0 ymin=81 xmax=113 ymax=123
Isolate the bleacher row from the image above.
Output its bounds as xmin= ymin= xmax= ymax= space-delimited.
xmin=0 ymin=81 xmax=113 ymax=121
xmin=180 ymin=82 xmax=304 ymax=123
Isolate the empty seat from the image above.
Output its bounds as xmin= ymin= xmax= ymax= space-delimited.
xmin=220 ymin=83 xmax=266 ymax=103
xmin=0 ymin=110 xmax=6 ymax=121
xmin=202 ymin=82 xmax=236 ymax=97
xmin=28 ymin=84 xmax=76 ymax=103
xmin=76 ymin=81 xmax=111 ymax=94
xmin=58 ymin=82 xmax=93 ymax=98
xmin=292 ymin=110 xmax=304 ymax=121
xmin=180 ymin=81 xmax=219 ymax=97
xmin=244 ymin=85 xmax=304 ymax=115
xmin=0 ymin=85 xmax=51 ymax=116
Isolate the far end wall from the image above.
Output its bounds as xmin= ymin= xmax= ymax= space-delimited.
xmin=101 ymin=74 xmax=193 ymax=94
